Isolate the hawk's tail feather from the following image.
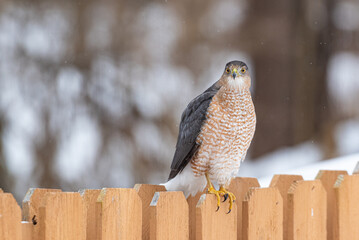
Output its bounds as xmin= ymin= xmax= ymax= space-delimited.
xmin=161 ymin=164 xmax=207 ymax=198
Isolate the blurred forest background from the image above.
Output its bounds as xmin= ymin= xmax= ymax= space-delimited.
xmin=1 ymin=0 xmax=359 ymax=201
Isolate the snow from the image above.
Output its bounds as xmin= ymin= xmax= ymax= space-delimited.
xmin=258 ymin=153 xmax=359 ymax=187
xmin=240 ymin=141 xmax=323 ymax=182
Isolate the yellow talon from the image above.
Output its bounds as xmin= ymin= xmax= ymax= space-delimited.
xmin=205 ymin=173 xmax=236 ymax=213
xmin=219 ymin=186 xmax=236 ymax=213
xmin=207 ymin=186 xmax=221 ymax=211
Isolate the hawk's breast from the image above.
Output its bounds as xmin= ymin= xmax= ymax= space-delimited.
xmin=190 ymin=88 xmax=256 ymax=186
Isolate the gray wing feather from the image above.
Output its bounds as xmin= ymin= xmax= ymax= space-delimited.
xmin=168 ymin=82 xmax=221 ymax=180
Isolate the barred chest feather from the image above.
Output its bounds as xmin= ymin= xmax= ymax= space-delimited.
xmin=191 ymin=88 xmax=256 ymax=186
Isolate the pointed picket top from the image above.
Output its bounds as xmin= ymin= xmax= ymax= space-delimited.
xmin=242 ymin=187 xmax=282 ymax=240
xmin=22 ymin=188 xmax=62 ymax=221
xmin=0 ymin=193 xmax=22 ymax=240
xmin=97 ymin=188 xmax=142 ymax=240
xmin=79 ymin=189 xmax=101 ymax=240
xmin=287 ymin=180 xmax=327 ymax=240
xmin=0 ymin=188 xmax=3 ymax=193
xmin=22 ymin=188 xmax=62 ymax=239
xmin=333 ymin=174 xmax=359 ymax=240
xmin=134 ymin=184 xmax=166 ymax=240
xmin=270 ymin=175 xmax=303 ymax=240
xmin=38 ymin=192 xmax=86 ymax=240
xmin=196 ymin=193 xmax=237 ymax=240
xmin=150 ymin=191 xmax=188 ymax=240
xmin=270 ymin=175 xmax=304 ymax=196
xmin=316 ymin=170 xmax=348 ymax=240
xmin=229 ymin=177 xmax=260 ymax=239
xmin=353 ymin=162 xmax=359 ymax=174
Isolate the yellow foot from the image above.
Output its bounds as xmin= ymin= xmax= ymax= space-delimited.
xmin=219 ymin=186 xmax=236 ymax=214
xmin=207 ymin=186 xmax=236 ymax=214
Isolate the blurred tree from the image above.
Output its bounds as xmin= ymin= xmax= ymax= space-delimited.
xmin=0 ymin=0 xmax=358 ymax=200
xmin=0 ymin=117 xmax=13 ymax=192
xmin=242 ymin=0 xmax=334 ymax=158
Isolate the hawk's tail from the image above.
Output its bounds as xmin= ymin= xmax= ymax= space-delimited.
xmin=160 ymin=164 xmax=207 ymax=198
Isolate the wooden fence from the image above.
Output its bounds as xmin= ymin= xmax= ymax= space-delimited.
xmin=1 ymin=166 xmax=359 ymax=240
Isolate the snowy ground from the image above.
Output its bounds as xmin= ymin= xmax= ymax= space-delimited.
xmin=242 ymin=151 xmax=359 ymax=187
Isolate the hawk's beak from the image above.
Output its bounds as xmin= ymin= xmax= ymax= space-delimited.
xmin=232 ymin=68 xmax=238 ymax=79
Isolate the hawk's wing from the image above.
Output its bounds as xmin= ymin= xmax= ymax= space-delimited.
xmin=168 ymin=82 xmax=221 ymax=180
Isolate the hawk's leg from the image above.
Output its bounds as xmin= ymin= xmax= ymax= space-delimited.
xmin=205 ymin=172 xmax=221 ymax=211
xmin=205 ymin=173 xmax=236 ymax=213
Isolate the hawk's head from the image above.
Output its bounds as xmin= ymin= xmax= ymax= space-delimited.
xmin=220 ymin=60 xmax=251 ymax=90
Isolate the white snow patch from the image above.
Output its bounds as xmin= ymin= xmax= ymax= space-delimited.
xmin=258 ymin=153 xmax=359 ymax=187
xmin=239 ymin=141 xmax=323 ymax=183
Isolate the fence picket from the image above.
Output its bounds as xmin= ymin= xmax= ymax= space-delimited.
xmin=196 ymin=193 xmax=237 ymax=240
xmin=22 ymin=188 xmax=62 ymax=240
xmin=2 ymin=171 xmax=359 ymax=239
xmin=96 ymin=188 xmax=141 ymax=240
xmin=150 ymin=191 xmax=188 ymax=240
xmin=229 ymin=177 xmax=260 ymax=240
xmin=38 ymin=192 xmax=86 ymax=240
xmin=287 ymin=180 xmax=326 ymax=240
xmin=0 ymin=189 xmax=3 ymax=193
xmin=134 ymin=184 xmax=166 ymax=240
xmin=79 ymin=189 xmax=101 ymax=240
xmin=270 ymin=174 xmax=303 ymax=240
xmin=333 ymin=174 xmax=359 ymax=240
xmin=22 ymin=221 xmax=33 ymax=240
xmin=0 ymin=193 xmax=21 ymax=240
xmin=316 ymin=170 xmax=348 ymax=240
xmin=242 ymin=187 xmax=282 ymax=240
xmin=187 ymin=187 xmax=206 ymax=240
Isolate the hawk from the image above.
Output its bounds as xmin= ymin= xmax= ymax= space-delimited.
xmin=164 ymin=60 xmax=256 ymax=212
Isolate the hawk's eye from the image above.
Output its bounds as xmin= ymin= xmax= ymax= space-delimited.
xmin=225 ymin=68 xmax=230 ymax=74
xmin=240 ymin=68 xmax=246 ymax=73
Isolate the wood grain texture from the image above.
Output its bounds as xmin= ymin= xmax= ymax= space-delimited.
xmin=0 ymin=193 xmax=21 ymax=240
xmin=22 ymin=188 xmax=62 ymax=240
xmin=150 ymin=191 xmax=188 ymax=240
xmin=242 ymin=187 xmax=282 ymax=240
xmin=287 ymin=180 xmax=326 ymax=240
xmin=333 ymin=174 xmax=359 ymax=240
xmin=134 ymin=184 xmax=166 ymax=240
xmin=316 ymin=170 xmax=348 ymax=240
xmin=270 ymin=174 xmax=303 ymax=240
xmin=39 ymin=192 xmax=86 ymax=240
xmin=79 ymin=189 xmax=101 ymax=240
xmin=187 ymin=187 xmax=206 ymax=240
xmin=229 ymin=177 xmax=260 ymax=240
xmin=196 ymin=193 xmax=237 ymax=240
xmin=96 ymin=188 xmax=142 ymax=240
xmin=22 ymin=221 xmax=33 ymax=240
